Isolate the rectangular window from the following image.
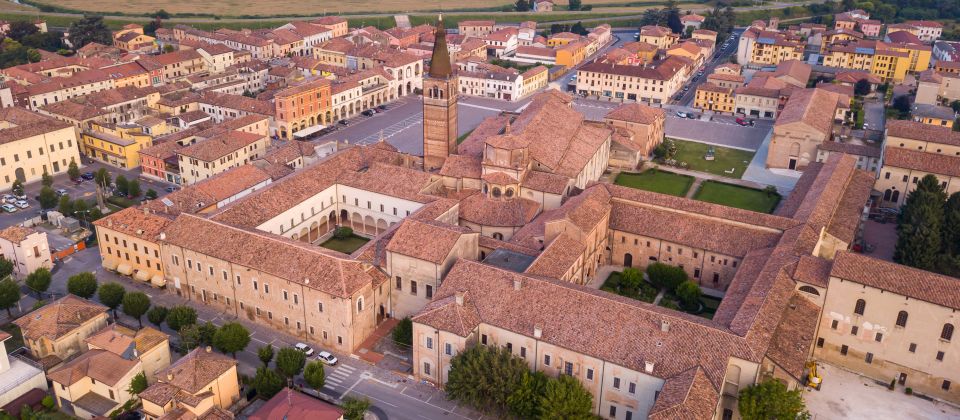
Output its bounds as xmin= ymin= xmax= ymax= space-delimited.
xmin=865 ymin=352 xmax=873 ymax=364
xmin=506 ymin=342 xmax=512 ymax=353
xmin=396 ymin=277 xmax=402 ymax=290
xmin=253 ymin=280 xmax=258 ymax=291
xmin=481 ymin=334 xmax=487 ymax=345
xmin=426 ymin=337 xmax=433 ymax=349
xmin=840 ymin=345 xmax=848 ymax=356
xmin=411 ymin=281 xmax=418 ymax=295
xmin=831 ymin=320 xmax=838 ymax=329
xmin=629 ymin=382 xmax=636 ymax=394
xmin=445 ymin=343 xmax=452 ymax=356
xmin=875 ymin=332 xmax=883 ymax=342
xmin=851 ymin=326 xmax=859 ymax=335
xmin=265 ymin=284 xmax=270 ymax=294
xmin=613 ymin=377 xmax=621 ymax=389
xmin=586 ymin=368 xmax=594 ymax=380
xmin=424 ymin=362 xmax=431 ymax=376
xmin=520 ymin=347 xmax=526 ymax=358
xmin=609 ymin=406 xmax=617 ymax=417
xmin=544 ymin=354 xmax=551 ymax=366
xmin=817 ymin=337 xmax=824 ymax=348
xmin=937 ymin=351 xmax=945 ymax=361
xmin=426 ymin=285 xmax=433 ymax=299
xmin=564 ymin=362 xmax=573 ymax=375
xmin=909 ymin=343 xmax=917 ymax=353
xmin=944 ymin=380 xmax=952 ymax=391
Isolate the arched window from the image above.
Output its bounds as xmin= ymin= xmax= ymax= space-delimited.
xmin=883 ymin=189 xmax=892 ymax=201
xmin=854 ymin=299 xmax=866 ymax=315
xmin=896 ymin=311 xmax=908 ymax=327
xmin=943 ymin=323 xmax=955 ymax=341
xmin=505 ymin=188 xmax=514 ymax=198
xmin=492 ymin=232 xmax=504 ymax=240
xmin=891 ymin=190 xmax=900 ymax=203
xmin=798 ymin=285 xmax=820 ymax=296
xmin=357 ymin=297 xmax=364 ymax=313
xmin=492 ymin=187 xmax=501 ymax=198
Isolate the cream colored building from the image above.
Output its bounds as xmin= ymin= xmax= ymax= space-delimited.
xmin=767 ymin=88 xmax=839 ymax=170
xmin=140 ymin=347 xmax=240 ymax=420
xmin=0 ymin=226 xmax=51 ymax=277
xmin=13 ymin=295 xmax=109 ymax=366
xmin=48 ymin=349 xmax=142 ymax=419
xmin=84 ymin=324 xmax=171 ymax=382
xmin=915 ymin=69 xmax=960 ymax=106
xmin=94 ymin=207 xmax=173 ymax=287
xmin=177 ymin=130 xmax=270 ymax=184
xmin=576 ymin=56 xmax=690 ymax=104
xmin=0 ymin=107 xmax=81 ymax=186
xmin=875 ymin=121 xmax=960 ymax=207
xmin=0 ymin=330 xmax=48 ymax=408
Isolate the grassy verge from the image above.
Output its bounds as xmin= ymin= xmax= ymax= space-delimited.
xmin=667 ymin=138 xmax=754 ymax=179
xmin=693 ymin=181 xmax=780 ymax=213
xmin=320 ymin=235 xmax=370 ymax=254
xmin=658 ymin=293 xmax=721 ymax=319
xmin=457 ymin=129 xmax=475 ymax=145
xmin=614 ymin=169 xmax=694 ymax=197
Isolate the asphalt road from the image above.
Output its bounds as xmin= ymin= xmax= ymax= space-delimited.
xmin=673 ymin=28 xmax=745 ymax=107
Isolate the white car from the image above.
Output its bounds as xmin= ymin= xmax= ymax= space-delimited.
xmin=1 ymin=204 xmax=16 ymax=213
xmin=316 ymin=351 xmax=338 ymax=366
xmin=14 ymin=200 xmax=28 ymax=209
xmin=676 ymin=111 xmax=688 ymax=118
xmin=294 ymin=342 xmax=315 ymax=356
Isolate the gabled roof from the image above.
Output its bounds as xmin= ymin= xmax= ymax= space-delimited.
xmin=14 ymin=295 xmax=108 ymax=341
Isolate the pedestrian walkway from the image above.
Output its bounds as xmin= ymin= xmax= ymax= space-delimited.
xmin=355 ymin=317 xmax=398 ymax=364
xmin=651 ymin=163 xmax=770 ymax=191
xmin=322 ymin=363 xmax=358 ymax=391
xmin=741 ymin=130 xmax=801 ymax=193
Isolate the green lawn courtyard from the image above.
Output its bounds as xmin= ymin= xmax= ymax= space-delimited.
xmin=614 ymin=169 xmax=694 ymax=197
xmin=693 ymin=181 xmax=781 ymax=213
xmin=667 ymin=138 xmax=755 ymax=179
xmin=319 ymin=235 xmax=370 ymax=254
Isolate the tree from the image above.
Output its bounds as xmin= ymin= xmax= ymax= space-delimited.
xmin=303 ymin=361 xmax=326 ymax=390
xmin=38 ymin=187 xmax=57 ymax=209
xmin=41 ymin=172 xmax=53 ymax=188
xmin=892 ymin=94 xmax=911 ymax=116
xmin=155 ymin=9 xmax=171 ymax=19
xmin=943 ymin=192 xmax=960 ymax=256
xmin=145 ymin=189 xmax=158 ymax=200
xmin=334 ymin=226 xmax=353 ymax=239
xmin=25 ymin=267 xmax=51 ymax=298
xmin=446 ymin=344 xmax=529 ymax=411
xmin=739 ymin=380 xmax=810 ymax=420
xmin=275 ymin=347 xmax=307 ymax=381
xmin=94 ymin=168 xmax=111 ymax=189
xmin=538 ymin=374 xmax=594 ymax=419
xmin=646 ymin=262 xmax=688 ymax=291
xmin=676 ymin=280 xmax=702 ymax=310
xmin=392 ymin=317 xmax=413 ymax=346
xmin=98 ymin=282 xmax=126 ymax=318
xmin=68 ymin=15 xmax=112 ymax=49
xmin=515 ymin=0 xmax=530 ymax=12
xmin=58 ymin=196 xmax=73 ymax=217
xmin=128 ymin=179 xmax=141 ymax=198
xmin=341 ymin=397 xmax=371 ymax=420
xmin=619 ymin=267 xmax=644 ymax=294
xmin=67 ymin=272 xmax=98 ymax=299
xmin=11 ymin=179 xmax=24 ymax=196
xmin=252 ymin=367 xmax=284 ymax=399
xmin=0 ymin=256 xmax=12 ymax=279
xmin=0 ymin=278 xmax=21 ymax=317
xmin=122 ymin=292 xmax=151 ymax=328
xmin=67 ymin=161 xmax=80 ymax=180
xmin=128 ymin=372 xmax=148 ymax=395
xmin=116 ymin=175 xmax=129 ymax=196
xmin=258 ymin=344 xmax=275 ymax=366
xmin=213 ymin=322 xmax=251 ymax=358
xmin=41 ymin=395 xmax=55 ymax=411
xmin=854 ymin=79 xmax=871 ymax=96
xmin=7 ymin=21 xmax=38 ymax=41
xmin=665 ymin=0 xmax=683 ymax=34
xmin=22 ymin=31 xmax=64 ymax=52
xmin=570 ymin=21 xmax=587 ymax=36
xmin=507 ymin=371 xmax=548 ymax=419
xmin=163 ymin=44 xmax=175 ymax=53
xmin=180 ymin=324 xmax=209 ymax=350
xmin=951 ymin=100 xmax=960 ymax=114
xmin=166 ymin=305 xmax=198 ymax=331
xmin=147 ymin=305 xmax=168 ymax=327
xmin=568 ymin=0 xmax=582 ymax=10
xmin=895 ymin=175 xmax=946 ymax=270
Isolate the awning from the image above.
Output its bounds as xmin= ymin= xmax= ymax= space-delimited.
xmin=117 ymin=263 xmax=133 ymax=276
xmin=151 ymin=274 xmax=166 ymax=287
xmin=102 ymin=259 xmax=119 ymax=271
xmin=292 ymin=124 xmax=327 ymax=139
xmin=134 ymin=270 xmax=151 ymax=282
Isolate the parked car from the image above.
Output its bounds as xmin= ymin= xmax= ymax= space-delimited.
xmin=748 ymin=119 xmax=756 ymax=126
xmin=1 ymin=194 xmax=14 ymax=204
xmin=294 ymin=342 xmax=315 ymax=356
xmin=15 ymin=200 xmax=29 ymax=209
xmin=81 ymin=172 xmax=95 ymax=180
xmin=338 ymin=120 xmax=349 ymax=126
xmin=686 ymin=113 xmax=698 ymax=119
xmin=676 ymin=111 xmax=688 ymax=118
xmin=1 ymin=204 xmax=16 ymax=213
xmin=316 ymin=351 xmax=338 ymax=366
xmin=361 ymin=110 xmax=375 ymax=117
xmin=165 ymin=186 xmax=179 ymax=193
xmin=377 ymin=104 xmax=388 ymax=111
xmin=55 ymin=189 xmax=68 ymax=197
xmin=736 ymin=117 xmax=750 ymax=126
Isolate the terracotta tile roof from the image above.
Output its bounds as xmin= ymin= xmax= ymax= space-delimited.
xmin=438 ymin=155 xmax=482 ymax=178
xmin=386 ymin=219 xmax=470 ymax=264
xmin=0 ymin=225 xmax=38 ymax=243
xmin=337 ymin=162 xmax=435 ymax=203
xmin=883 ymin=146 xmax=960 ymax=177
xmin=199 ymin=92 xmax=273 ymax=116
xmin=835 ymin=70 xmax=881 ymax=84
xmin=521 ymin=171 xmax=570 ymax=195
xmin=162 ymin=214 xmax=386 ymax=298
xmin=524 ymin=233 xmax=584 ymax=278
xmin=13 ymin=295 xmax=108 ymax=341
xmin=640 ymin=25 xmax=674 ymax=37
xmin=0 ymin=107 xmax=73 ymax=146
xmin=707 ymin=73 xmax=744 ymax=83
xmin=886 ymin=120 xmax=960 ymax=147
xmin=193 ymin=164 xmax=272 ymax=202
xmin=139 ymin=382 xmax=181 ymax=406
xmin=794 ymin=255 xmax=832 ymax=287
xmin=774 ymin=88 xmax=839 ymax=136
xmin=817 ymin=140 xmax=881 ymax=158
xmin=775 ymin=162 xmax=822 ymax=218
xmin=832 ymin=251 xmax=960 ymax=309
xmin=886 ymin=31 xmax=923 ymax=44
xmin=578 ymin=57 xmax=687 ymax=82
xmin=85 ymin=324 xmax=169 ymax=357
xmin=153 ymin=347 xmax=236 ymax=395
xmin=481 ymin=171 xmax=518 ymax=184
xmin=478 ymin=235 xmax=539 ymax=256
xmin=697 ymin=82 xmax=732 ymax=94
xmin=458 ymin=193 xmax=540 ymax=227
xmin=412 ymin=292 xmax=483 ymax=337
xmin=47 ymin=349 xmax=139 ymax=386
xmin=458 ymin=115 xmax=509 ymax=158
xmin=178 ymin=130 xmax=264 ymax=162
xmin=249 ymin=388 xmax=342 ymax=420
xmin=153 ymin=49 xmax=202 ymax=66
xmin=94 ymin=207 xmax=174 ymax=241
xmin=648 ymin=367 xmax=719 ymax=420
xmin=765 ymin=293 xmax=820 ymax=380
xmin=604 ymin=103 xmax=665 ymax=125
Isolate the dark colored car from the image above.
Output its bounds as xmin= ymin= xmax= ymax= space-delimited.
xmin=81 ymin=172 xmax=95 ymax=180
xmin=362 ymin=110 xmax=375 ymax=116
xmin=338 ymin=120 xmax=349 ymax=126
xmin=377 ymin=105 xmax=388 ymax=111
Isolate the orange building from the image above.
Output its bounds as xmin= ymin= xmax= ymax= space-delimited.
xmin=274 ymin=79 xmax=332 ymax=139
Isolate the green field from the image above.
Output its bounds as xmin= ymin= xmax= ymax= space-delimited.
xmin=614 ymin=170 xmax=694 ymax=197
xmin=668 ymin=139 xmax=755 ymax=179
xmin=693 ymin=181 xmax=781 ymax=213
xmin=320 ymin=235 xmax=370 ymax=254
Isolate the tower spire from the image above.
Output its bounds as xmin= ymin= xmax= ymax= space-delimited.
xmin=428 ymin=15 xmax=452 ymax=79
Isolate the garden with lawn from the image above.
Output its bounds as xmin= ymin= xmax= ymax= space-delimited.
xmin=693 ymin=181 xmax=781 ymax=213
xmin=600 ymin=264 xmax=720 ymax=319
xmin=614 ymin=169 xmax=694 ymax=197
xmin=319 ymin=227 xmax=369 ymax=254
xmin=655 ymin=138 xmax=755 ymax=179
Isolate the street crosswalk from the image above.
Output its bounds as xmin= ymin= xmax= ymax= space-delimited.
xmin=322 ymin=363 xmax=357 ymax=390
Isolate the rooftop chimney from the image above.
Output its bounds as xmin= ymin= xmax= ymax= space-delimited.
xmin=205 ymin=346 xmax=212 ymax=353
xmin=660 ymin=320 xmax=670 ymax=332
xmin=513 ymin=278 xmax=522 ymax=290
xmin=167 ymin=373 xmax=173 ymax=381
xmin=455 ymin=291 xmax=464 ymax=306
xmin=645 ymin=361 xmax=655 ymax=373
xmin=159 ymin=232 xmax=166 ymax=240
xmin=533 ymin=326 xmax=542 ymax=338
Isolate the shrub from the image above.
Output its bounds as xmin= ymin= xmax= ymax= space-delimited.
xmin=334 ymin=226 xmax=353 ymax=239
xmin=392 ymin=317 xmax=413 ymax=346
xmin=646 ymin=263 xmax=688 ymax=292
xmin=676 ymin=281 xmax=703 ymax=310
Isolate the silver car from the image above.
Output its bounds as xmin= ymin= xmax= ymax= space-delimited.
xmin=316 ymin=351 xmax=338 ymax=365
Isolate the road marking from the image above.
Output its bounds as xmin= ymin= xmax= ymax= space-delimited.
xmin=322 ymin=384 xmax=337 ymax=390
xmin=338 ymin=364 xmax=357 ymax=372
xmin=340 ymin=388 xmax=399 ymax=408
xmin=459 ymin=102 xmax=511 ymax=112
xmin=359 ymin=381 xmax=473 ymax=419
xmin=326 ymin=377 xmax=343 ymax=385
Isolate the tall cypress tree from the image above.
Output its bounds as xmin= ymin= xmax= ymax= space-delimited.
xmin=894 ymin=175 xmax=946 ymax=270
xmin=943 ymin=192 xmax=960 ymax=256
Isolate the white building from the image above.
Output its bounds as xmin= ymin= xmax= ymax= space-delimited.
xmin=0 ymin=226 xmax=52 ymax=277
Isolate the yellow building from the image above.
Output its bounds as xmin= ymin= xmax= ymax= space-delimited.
xmin=638 ymin=25 xmax=678 ymax=49
xmin=84 ymin=324 xmax=171 ymax=383
xmin=822 ymin=40 xmax=932 ymax=83
xmin=13 ymin=295 xmax=109 ymax=366
xmin=547 ymin=32 xmax=580 ymax=47
xmin=556 ymin=41 xmax=588 ymax=68
xmin=48 ymin=349 xmax=142 ymax=419
xmin=0 ymin=107 xmax=81 ymax=186
xmin=80 ymin=122 xmax=153 ymax=169
xmin=694 ymin=82 xmax=735 ymax=113
xmin=750 ymin=39 xmax=804 ymax=66
xmin=113 ymin=24 xmax=156 ymax=52
xmin=139 ymin=344 xmax=241 ymax=420
xmin=520 ymin=66 xmax=549 ymax=98
xmin=94 ymin=207 xmax=173 ymax=286
xmin=912 ymin=104 xmax=956 ymax=128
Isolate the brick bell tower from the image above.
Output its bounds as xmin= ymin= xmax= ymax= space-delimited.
xmin=422 ymin=14 xmax=458 ymax=171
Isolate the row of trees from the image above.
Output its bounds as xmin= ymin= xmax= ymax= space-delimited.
xmin=445 ymin=345 xmax=595 ymax=419
xmin=638 ymin=0 xmax=685 ymax=35
xmin=894 ymin=174 xmax=960 ymax=277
